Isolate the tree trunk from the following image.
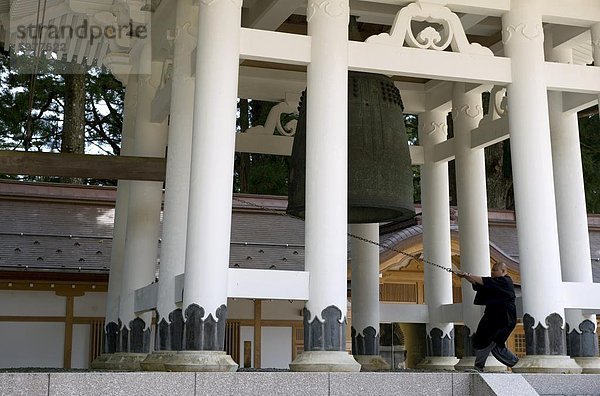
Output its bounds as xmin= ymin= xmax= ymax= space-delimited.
xmin=485 ymin=141 xmax=514 ymax=209
xmin=61 ymin=68 xmax=86 ymax=184
xmin=238 ymin=99 xmax=250 ymax=192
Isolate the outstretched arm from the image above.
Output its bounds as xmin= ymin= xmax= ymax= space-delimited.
xmin=457 ymin=271 xmax=484 ymax=285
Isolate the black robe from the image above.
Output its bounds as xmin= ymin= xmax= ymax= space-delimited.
xmin=472 ymin=275 xmax=517 ymax=349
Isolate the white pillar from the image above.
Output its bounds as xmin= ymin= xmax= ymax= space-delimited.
xmin=502 ymin=0 xmax=579 ymax=373
xmin=418 ymin=110 xmax=458 ymax=370
xmin=155 ymin=0 xmax=197 ymax=352
xmin=117 ymin=55 xmax=168 ymax=361
xmin=452 ymin=84 xmax=505 ymax=371
xmin=290 ymin=0 xmax=359 ymax=372
xmin=140 ymin=0 xmax=198 ymax=371
xmin=350 ymin=223 xmax=389 ymax=371
xmin=593 ymin=23 xmax=600 ymax=112
xmin=546 ymin=32 xmax=600 ymax=373
xmin=91 ymin=74 xmax=138 ymax=370
xmin=165 ymin=0 xmax=241 ymax=372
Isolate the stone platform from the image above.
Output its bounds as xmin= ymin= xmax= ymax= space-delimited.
xmin=1 ymin=371 xmax=599 ymax=395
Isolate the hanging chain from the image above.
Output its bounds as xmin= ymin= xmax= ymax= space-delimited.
xmin=232 ymin=196 xmax=458 ymax=275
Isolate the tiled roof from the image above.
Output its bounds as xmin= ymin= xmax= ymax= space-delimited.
xmin=1 ymin=181 xmax=599 ymax=282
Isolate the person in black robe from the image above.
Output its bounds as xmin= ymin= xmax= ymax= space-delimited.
xmin=458 ymin=262 xmax=519 ymax=371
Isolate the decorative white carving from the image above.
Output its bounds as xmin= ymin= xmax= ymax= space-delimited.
xmin=423 ymin=121 xmax=447 ymax=137
xmin=480 ymin=86 xmax=507 ymax=125
xmin=307 ymin=0 xmax=349 ymax=22
xmin=244 ymin=101 xmax=299 ymax=137
xmin=502 ymin=23 xmax=543 ymax=44
xmin=199 ymin=0 xmax=242 ymax=7
xmin=366 ymin=2 xmax=492 ymax=56
xmin=453 ymin=104 xmax=483 ymax=119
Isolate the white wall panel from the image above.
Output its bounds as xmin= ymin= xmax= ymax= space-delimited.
xmin=261 ymin=327 xmax=292 ymax=369
xmin=71 ymin=324 xmax=90 ymax=369
xmin=227 ymin=298 xmax=254 ymax=320
xmin=0 ymin=322 xmax=64 ymax=368
xmin=0 ymin=291 xmax=65 ymax=316
xmin=73 ymin=292 xmax=106 ymax=317
xmin=239 ymin=326 xmax=254 ymax=368
xmin=262 ymin=300 xmax=303 ymax=321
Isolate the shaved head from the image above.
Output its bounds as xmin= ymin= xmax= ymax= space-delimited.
xmin=491 ymin=262 xmax=508 ymax=277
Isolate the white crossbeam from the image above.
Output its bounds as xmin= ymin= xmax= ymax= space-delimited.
xmin=348 ymin=42 xmax=512 ymax=85
xmin=134 ymin=269 xmax=310 ymax=313
xmin=409 ymin=145 xmax=424 ymax=166
xmin=236 ymin=133 xmax=293 ymax=156
xmin=563 ymin=282 xmax=600 ymax=310
xmin=562 ymin=93 xmax=599 ymax=114
xmin=470 ymin=117 xmax=509 ymax=150
xmin=239 ymin=28 xmax=311 ymax=66
xmin=546 ymin=62 xmax=600 ymax=94
xmin=380 ymin=303 xmax=430 ymax=323
xmin=433 ymin=138 xmax=455 ymax=163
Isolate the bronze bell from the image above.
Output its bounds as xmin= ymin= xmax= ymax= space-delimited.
xmin=287 ymin=71 xmax=415 ymax=224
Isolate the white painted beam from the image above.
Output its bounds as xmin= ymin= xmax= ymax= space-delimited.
xmin=563 ymin=282 xmax=600 ymax=310
xmin=435 ymin=303 xmax=464 ymax=323
xmin=546 ymin=62 xmax=600 ymax=94
xmin=134 ymin=282 xmax=158 ymax=314
xmin=239 ymin=28 xmax=311 ymax=66
xmin=542 ymin=0 xmax=600 ymax=27
xmin=236 ymin=133 xmax=294 ymax=155
xmin=409 ymin=145 xmax=424 ymax=166
xmin=151 ymin=81 xmax=172 ymax=123
xmin=562 ymin=92 xmax=599 ymax=114
xmin=134 ymin=269 xmax=311 ymax=312
xmin=349 ymin=42 xmax=512 ymax=85
xmin=550 ymin=26 xmax=590 ymax=49
xmin=239 ymin=66 xmax=306 ymax=101
xmin=470 ymin=116 xmax=509 ymax=150
xmin=433 ymin=138 xmax=455 ymax=163
xmin=379 ymin=303 xmax=429 ymax=323
xmin=242 ymin=0 xmax=303 ymax=30
xmin=227 ymin=268 xmax=310 ymax=300
xmin=363 ymin=0 xmax=510 ymax=17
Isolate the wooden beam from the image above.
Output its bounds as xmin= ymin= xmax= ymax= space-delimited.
xmin=0 ymin=151 xmax=166 ymax=181
xmin=63 ymin=295 xmax=74 ymax=369
xmin=253 ymin=299 xmax=262 ymax=369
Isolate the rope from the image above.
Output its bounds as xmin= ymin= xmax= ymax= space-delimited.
xmin=24 ymin=0 xmax=49 ymax=151
xmin=232 ymin=196 xmax=461 ymax=275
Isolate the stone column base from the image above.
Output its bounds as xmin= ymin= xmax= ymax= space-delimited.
xmin=417 ymin=356 xmax=459 ymax=371
xmin=90 ymin=353 xmax=111 ymax=370
xmin=454 ymin=356 xmax=507 ymax=372
xmin=574 ymin=357 xmax=600 ymax=374
xmin=140 ymin=351 xmax=177 ymax=371
xmin=103 ymin=352 xmax=148 ymax=371
xmin=163 ymin=351 xmax=238 ymax=372
xmin=354 ymin=355 xmax=391 ymax=371
xmin=512 ymin=355 xmax=582 ymax=373
xmin=289 ymin=351 xmax=361 ymax=372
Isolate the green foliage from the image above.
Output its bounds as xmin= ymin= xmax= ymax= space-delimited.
xmin=0 ymin=51 xmax=124 ymax=184
xmin=580 ymin=113 xmax=600 ymax=213
xmin=234 ymin=100 xmax=290 ymax=195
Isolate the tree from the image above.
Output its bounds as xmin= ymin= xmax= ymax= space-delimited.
xmin=0 ymin=51 xmax=124 ymax=184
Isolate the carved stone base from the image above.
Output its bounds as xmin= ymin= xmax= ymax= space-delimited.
xmin=163 ymin=351 xmax=238 ymax=372
xmin=140 ymin=351 xmax=177 ymax=371
xmin=289 ymin=351 xmax=361 ymax=372
xmin=574 ymin=357 xmax=600 ymax=374
xmin=512 ymin=355 xmax=582 ymax=374
xmin=417 ymin=356 xmax=459 ymax=371
xmin=90 ymin=353 xmax=111 ymax=370
xmin=454 ymin=356 xmax=506 ymax=372
xmin=103 ymin=352 xmax=148 ymax=371
xmin=354 ymin=355 xmax=390 ymax=371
